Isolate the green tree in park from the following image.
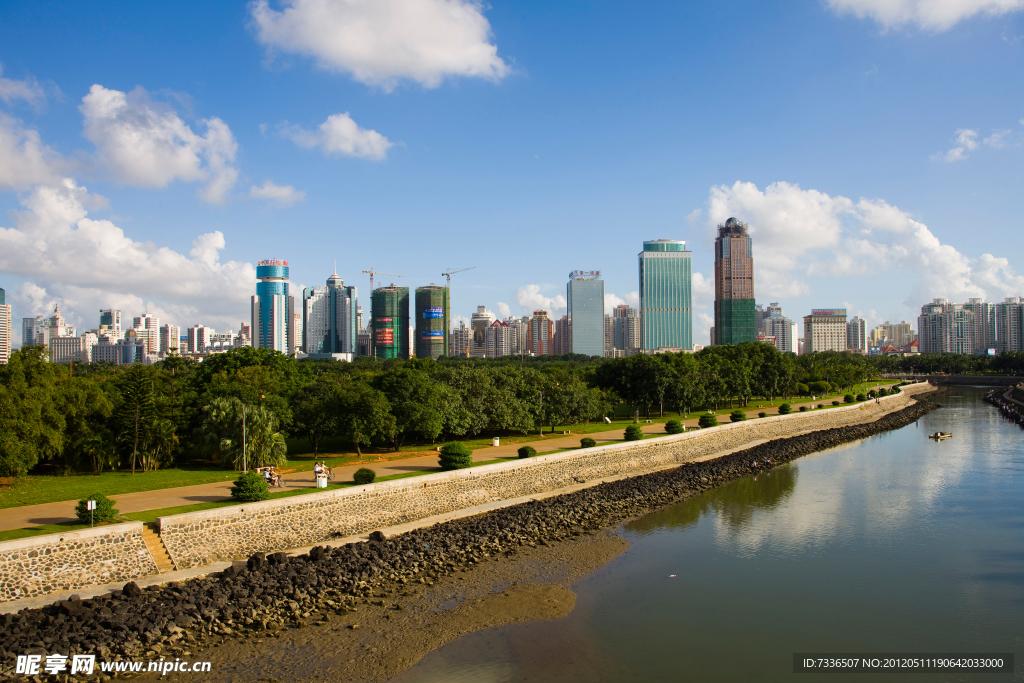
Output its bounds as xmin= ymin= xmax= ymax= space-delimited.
xmin=291 ymin=378 xmax=342 ymax=455
xmin=335 ymin=382 xmax=395 ymax=456
xmin=0 ymin=347 xmax=66 ymax=476
xmin=375 ymin=368 xmax=454 ymax=449
xmin=114 ymin=363 xmax=158 ymax=475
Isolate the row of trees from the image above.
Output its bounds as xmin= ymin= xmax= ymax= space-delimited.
xmin=6 ymin=343 xmax=1013 ymax=478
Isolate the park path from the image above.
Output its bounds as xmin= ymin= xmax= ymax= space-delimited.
xmin=0 ymin=393 xmax=867 ymax=532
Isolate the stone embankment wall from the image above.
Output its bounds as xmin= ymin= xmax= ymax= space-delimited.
xmin=159 ymin=384 xmax=932 ymax=570
xmin=0 ymin=522 xmax=158 ymax=602
xmin=907 ymin=375 xmax=1018 ymax=387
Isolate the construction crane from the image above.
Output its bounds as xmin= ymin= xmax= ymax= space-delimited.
xmin=442 ymin=267 xmax=476 ymax=356
xmin=362 ymin=267 xmax=404 ymax=294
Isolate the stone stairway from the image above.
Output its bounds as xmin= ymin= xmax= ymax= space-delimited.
xmin=142 ymin=523 xmax=176 ymax=574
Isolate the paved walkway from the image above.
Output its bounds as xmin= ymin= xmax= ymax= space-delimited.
xmin=0 ymin=390 xmax=889 ymax=532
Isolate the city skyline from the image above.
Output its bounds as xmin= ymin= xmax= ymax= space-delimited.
xmin=2 ymin=2 xmax=1024 ymax=347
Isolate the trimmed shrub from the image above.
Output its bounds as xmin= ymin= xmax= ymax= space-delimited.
xmin=518 ymin=445 xmax=537 ymax=459
xmin=843 ymin=394 xmax=855 ymax=403
xmin=878 ymin=388 xmax=889 ymax=396
xmin=817 ymin=404 xmax=824 ymax=409
xmin=230 ymin=472 xmax=269 ymax=503
xmin=353 ymin=468 xmax=376 ymax=485
xmin=729 ymin=410 xmax=746 ymax=422
xmin=890 ymin=385 xmax=901 ymax=393
xmin=580 ymin=437 xmax=597 ymax=448
xmin=758 ymin=412 xmax=767 ymax=418
xmin=832 ymin=400 xmax=840 ymax=406
xmin=624 ymin=424 xmax=645 ymax=441
xmin=778 ymin=403 xmax=792 ymax=415
xmin=439 ymin=442 xmax=474 ymax=470
xmin=868 ymin=390 xmax=877 ymax=398
xmin=799 ymin=405 xmax=809 ymax=412
xmin=698 ymin=413 xmax=718 ymax=428
xmin=664 ymin=419 xmax=684 ymax=434
xmin=75 ymin=493 xmax=119 ymax=524
xmin=856 ymin=393 xmax=867 ymax=402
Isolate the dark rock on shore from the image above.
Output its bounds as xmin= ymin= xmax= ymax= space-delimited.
xmin=0 ymin=395 xmax=936 ymax=675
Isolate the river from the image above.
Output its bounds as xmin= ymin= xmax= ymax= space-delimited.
xmin=392 ymin=388 xmax=1024 ymax=682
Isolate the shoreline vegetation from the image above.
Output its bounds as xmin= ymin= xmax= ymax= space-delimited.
xmin=2 ymin=340 xmax=943 ymax=505
xmin=0 ymin=392 xmax=938 ymax=681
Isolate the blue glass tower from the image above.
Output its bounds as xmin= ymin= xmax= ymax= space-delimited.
xmin=638 ymin=239 xmax=692 ymax=350
xmin=251 ymin=259 xmax=294 ymax=353
xmin=567 ymin=271 xmax=605 ymax=357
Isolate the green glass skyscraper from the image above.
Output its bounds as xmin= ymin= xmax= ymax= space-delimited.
xmin=713 ymin=218 xmax=756 ymax=345
xmin=638 ymin=239 xmax=692 ymax=350
xmin=415 ymin=285 xmax=449 ymax=359
xmin=371 ymin=284 xmax=409 ymax=359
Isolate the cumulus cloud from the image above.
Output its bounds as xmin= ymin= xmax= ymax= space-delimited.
xmin=513 ymin=284 xmax=566 ymax=316
xmin=79 ymin=84 xmax=240 ymax=203
xmin=706 ymin=180 xmax=1024 ymax=308
xmin=983 ymin=128 xmax=1019 ymax=148
xmin=494 ymin=301 xmax=512 ymax=318
xmin=828 ymin=0 xmax=1024 ymax=31
xmin=0 ymin=179 xmax=255 ymax=338
xmin=0 ymin=65 xmax=51 ymax=108
xmin=931 ymin=128 xmax=978 ymax=162
xmin=283 ymin=112 xmax=393 ymax=160
xmin=249 ymin=0 xmax=509 ymax=90
xmin=0 ymin=113 xmax=67 ymax=190
xmin=248 ymin=179 xmax=307 ymax=206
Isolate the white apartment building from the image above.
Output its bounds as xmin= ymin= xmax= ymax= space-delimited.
xmin=803 ymin=309 xmax=848 ymax=353
xmin=847 ymin=316 xmax=867 ymax=353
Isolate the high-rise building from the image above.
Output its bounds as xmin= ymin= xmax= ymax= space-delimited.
xmin=713 ymin=218 xmax=755 ymax=345
xmin=639 ymin=239 xmax=692 ymax=350
xmin=484 ymin=319 xmax=514 ymax=357
xmin=567 ymin=271 xmax=605 ymax=357
xmin=995 ymin=297 xmax=1023 ymax=354
xmin=505 ymin=316 xmax=529 ymax=355
xmin=612 ymin=305 xmax=640 ymax=355
xmin=131 ymin=313 xmax=160 ymax=355
xmin=371 ymin=284 xmax=409 ymax=360
xmin=963 ymin=298 xmax=996 ymax=355
xmin=450 ymin=320 xmax=470 ymax=357
xmin=415 ymin=285 xmax=448 ymax=359
xmin=302 ymin=271 xmax=358 ymax=360
xmin=528 ymin=310 xmax=553 ymax=355
xmin=251 ymin=259 xmax=293 ymax=354
xmin=22 ymin=316 xmax=43 ymax=348
xmin=187 ymin=325 xmax=213 ymax=354
xmin=761 ymin=303 xmax=796 ymax=354
xmin=918 ymin=299 xmax=948 ymax=354
xmin=552 ymin=315 xmax=569 ymax=355
xmin=469 ymin=306 xmax=495 ymax=358
xmin=92 ymin=334 xmax=146 ymax=365
xmin=0 ymin=288 xmax=9 ymax=364
xmin=803 ymin=309 xmax=848 ymax=353
xmin=159 ymin=324 xmax=181 ymax=356
xmin=100 ymin=309 xmax=122 ymax=332
xmin=847 ymin=316 xmax=868 ymax=353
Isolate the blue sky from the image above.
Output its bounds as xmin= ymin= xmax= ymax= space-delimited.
xmin=1 ymin=0 xmax=1023 ymax=346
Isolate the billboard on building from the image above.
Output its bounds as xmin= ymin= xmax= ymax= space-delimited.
xmin=811 ymin=309 xmax=847 ymax=316
xmin=422 ymin=330 xmax=444 ymax=338
xmin=423 ymin=307 xmax=444 ymax=319
xmin=375 ymin=329 xmax=394 ymax=345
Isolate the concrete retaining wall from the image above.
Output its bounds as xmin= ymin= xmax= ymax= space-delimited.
xmin=158 ymin=383 xmax=932 ymax=570
xmin=0 ymin=522 xmax=158 ymax=602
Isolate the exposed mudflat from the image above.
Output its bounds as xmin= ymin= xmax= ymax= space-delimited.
xmin=133 ymin=531 xmax=629 ymax=683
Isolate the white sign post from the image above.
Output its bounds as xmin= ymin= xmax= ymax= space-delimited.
xmin=86 ymin=499 xmax=97 ymax=527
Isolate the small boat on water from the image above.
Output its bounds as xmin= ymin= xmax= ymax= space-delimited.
xmin=929 ymin=432 xmax=952 ymax=440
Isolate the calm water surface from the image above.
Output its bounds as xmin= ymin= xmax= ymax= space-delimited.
xmin=392 ymin=389 xmax=1024 ymax=682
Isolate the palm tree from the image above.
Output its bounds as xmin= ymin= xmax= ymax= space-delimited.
xmin=143 ymin=419 xmax=178 ymax=471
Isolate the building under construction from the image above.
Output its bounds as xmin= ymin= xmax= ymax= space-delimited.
xmin=371 ymin=284 xmax=409 ymax=360
xmin=415 ymin=285 xmax=449 ymax=359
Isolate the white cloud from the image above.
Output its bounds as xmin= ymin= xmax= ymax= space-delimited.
xmin=513 ymin=284 xmax=566 ymax=316
xmin=249 ymin=0 xmax=509 ymax=90
xmin=828 ymin=0 xmax=1024 ymax=32
xmin=283 ymin=112 xmax=393 ymax=160
xmin=685 ymin=208 xmax=701 ymax=226
xmin=706 ymin=180 xmax=1024 ymax=308
xmin=0 ymin=65 xmax=50 ymax=107
xmin=79 ymin=84 xmax=240 ymax=203
xmin=495 ymin=301 xmax=512 ymax=318
xmin=248 ymin=179 xmax=307 ymax=206
xmin=983 ymin=128 xmax=1019 ymax=148
xmin=0 ymin=113 xmax=67 ymax=190
xmin=931 ymin=128 xmax=978 ymax=162
xmin=0 ymin=179 xmax=255 ymax=338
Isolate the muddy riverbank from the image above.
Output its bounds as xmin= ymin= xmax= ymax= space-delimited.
xmin=2 ymin=393 xmax=937 ymax=681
